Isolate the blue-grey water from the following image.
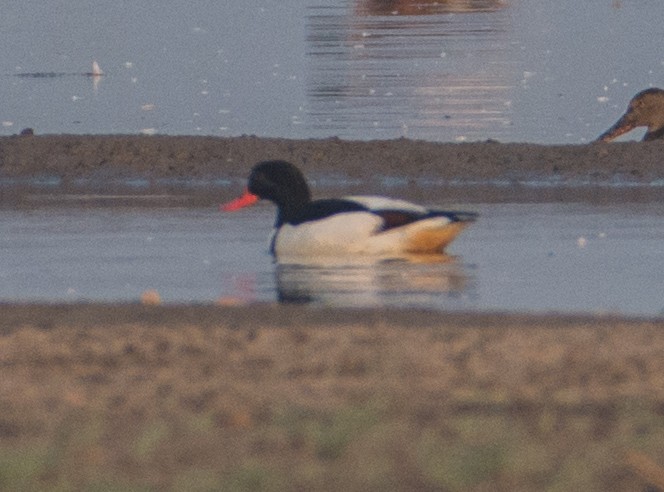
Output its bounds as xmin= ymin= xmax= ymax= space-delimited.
xmin=1 ymin=1 xmax=662 ymax=142
xmin=1 ymin=2 xmax=663 ymax=315
xmin=1 ymin=202 xmax=663 ymax=316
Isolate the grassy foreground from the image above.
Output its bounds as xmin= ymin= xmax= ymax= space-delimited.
xmin=1 ymin=304 xmax=664 ymax=491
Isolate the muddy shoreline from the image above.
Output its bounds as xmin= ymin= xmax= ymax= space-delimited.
xmin=2 ymin=134 xmax=664 ymax=181
xmin=1 ymin=301 xmax=657 ymax=333
xmin=1 ymin=134 xmax=663 ymax=206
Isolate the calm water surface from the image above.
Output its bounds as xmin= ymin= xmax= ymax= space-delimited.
xmin=2 ymin=202 xmax=663 ymax=316
xmin=1 ymin=3 xmax=663 ymax=315
xmin=0 ymin=1 xmax=662 ymax=142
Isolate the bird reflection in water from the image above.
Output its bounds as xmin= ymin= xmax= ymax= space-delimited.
xmin=306 ymin=0 xmax=512 ymax=141
xmin=275 ymin=254 xmax=473 ymax=307
xmin=356 ymin=0 xmax=506 ymax=15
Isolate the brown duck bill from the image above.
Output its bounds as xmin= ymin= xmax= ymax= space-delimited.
xmin=597 ymin=115 xmax=635 ymax=142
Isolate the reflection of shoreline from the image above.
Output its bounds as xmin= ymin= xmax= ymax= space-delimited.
xmin=306 ymin=1 xmax=513 ymax=141
xmin=275 ymin=256 xmax=473 ymax=308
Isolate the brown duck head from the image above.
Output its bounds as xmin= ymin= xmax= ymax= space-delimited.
xmin=597 ymin=88 xmax=664 ymax=142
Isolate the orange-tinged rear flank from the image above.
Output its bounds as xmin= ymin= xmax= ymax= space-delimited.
xmin=405 ymin=222 xmax=469 ymax=254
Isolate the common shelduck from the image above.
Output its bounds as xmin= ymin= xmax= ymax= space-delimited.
xmin=598 ymin=88 xmax=664 ymax=142
xmin=222 ymin=160 xmax=477 ymax=259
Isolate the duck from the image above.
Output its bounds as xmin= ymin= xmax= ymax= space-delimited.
xmin=221 ymin=160 xmax=477 ymax=259
xmin=597 ymin=88 xmax=664 ymax=142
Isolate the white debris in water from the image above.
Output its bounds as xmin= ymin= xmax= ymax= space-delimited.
xmin=141 ymin=103 xmax=156 ymax=111
xmin=521 ymin=71 xmax=535 ymax=87
xmin=140 ymin=128 xmax=157 ymax=135
xmin=91 ymin=61 xmax=103 ymax=76
xmin=124 ymin=61 xmax=133 ymax=68
xmin=455 ymin=136 xmax=467 ymax=142
xmin=577 ymin=237 xmax=588 ymax=248
xmin=597 ymin=96 xmax=610 ymax=103
xmin=2 ymin=121 xmax=14 ymax=127
xmin=71 ymin=95 xmax=82 ymax=101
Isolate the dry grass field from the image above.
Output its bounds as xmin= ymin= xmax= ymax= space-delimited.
xmin=1 ymin=304 xmax=664 ymax=491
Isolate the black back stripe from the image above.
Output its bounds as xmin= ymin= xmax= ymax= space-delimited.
xmin=283 ymin=198 xmax=478 ymax=229
xmin=374 ymin=209 xmax=478 ymax=232
xmin=285 ymin=198 xmax=368 ymax=226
